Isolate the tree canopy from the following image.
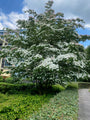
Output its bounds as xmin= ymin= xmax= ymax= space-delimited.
xmin=85 ymin=46 xmax=90 ymax=75
xmin=1 ymin=0 xmax=90 ymax=86
xmin=85 ymin=46 xmax=90 ymax=60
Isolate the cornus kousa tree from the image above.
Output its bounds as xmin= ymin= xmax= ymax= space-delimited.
xmin=1 ymin=0 xmax=90 ymax=86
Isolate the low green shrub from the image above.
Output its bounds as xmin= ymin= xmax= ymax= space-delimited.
xmin=52 ymin=84 xmax=65 ymax=92
xmin=5 ymin=77 xmax=13 ymax=83
xmin=0 ymin=82 xmax=64 ymax=95
xmin=0 ymin=77 xmax=14 ymax=83
xmin=0 ymin=82 xmax=35 ymax=94
xmin=0 ymin=76 xmax=4 ymax=82
xmin=66 ymin=82 xmax=78 ymax=89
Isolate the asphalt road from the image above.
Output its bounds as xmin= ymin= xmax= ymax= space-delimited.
xmin=78 ymin=89 xmax=90 ymax=120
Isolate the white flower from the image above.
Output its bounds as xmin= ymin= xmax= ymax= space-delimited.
xmin=73 ymin=73 xmax=88 ymax=79
xmin=73 ymin=60 xmax=85 ymax=68
xmin=34 ymin=54 xmax=42 ymax=59
xmin=38 ymin=57 xmax=59 ymax=70
xmin=56 ymin=53 xmax=77 ymax=61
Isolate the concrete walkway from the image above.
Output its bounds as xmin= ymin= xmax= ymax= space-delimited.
xmin=78 ymin=89 xmax=90 ymax=120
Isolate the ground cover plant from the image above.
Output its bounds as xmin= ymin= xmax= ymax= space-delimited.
xmin=0 ymin=84 xmax=55 ymax=120
xmin=28 ymin=89 xmax=78 ymax=120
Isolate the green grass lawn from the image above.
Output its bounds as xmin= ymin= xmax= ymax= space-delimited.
xmin=0 ymin=82 xmax=78 ymax=120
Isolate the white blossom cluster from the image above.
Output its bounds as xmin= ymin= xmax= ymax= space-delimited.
xmin=37 ymin=43 xmax=60 ymax=52
xmin=38 ymin=43 xmax=53 ymax=47
xmin=73 ymin=60 xmax=85 ymax=68
xmin=38 ymin=57 xmax=59 ymax=70
xmin=7 ymin=57 xmax=18 ymax=65
xmin=34 ymin=54 xmax=42 ymax=59
xmin=73 ymin=73 xmax=88 ymax=79
xmin=14 ymin=48 xmax=32 ymax=58
xmin=57 ymin=42 xmax=69 ymax=48
xmin=56 ymin=53 xmax=77 ymax=61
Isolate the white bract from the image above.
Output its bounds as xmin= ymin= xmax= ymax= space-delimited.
xmin=56 ymin=53 xmax=77 ymax=61
xmin=38 ymin=58 xmax=59 ymax=70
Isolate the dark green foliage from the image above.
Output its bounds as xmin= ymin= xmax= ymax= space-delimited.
xmin=78 ymin=77 xmax=89 ymax=82
xmin=85 ymin=45 xmax=90 ymax=60
xmin=0 ymin=77 xmax=14 ymax=83
xmin=78 ymin=82 xmax=90 ymax=88
xmin=0 ymin=82 xmax=65 ymax=95
xmin=32 ymin=66 xmax=57 ymax=87
xmin=85 ymin=46 xmax=90 ymax=82
xmin=0 ymin=82 xmax=34 ymax=94
xmin=5 ymin=77 xmax=13 ymax=83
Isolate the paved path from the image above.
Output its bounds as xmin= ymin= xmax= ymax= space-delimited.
xmin=78 ymin=89 xmax=90 ymax=120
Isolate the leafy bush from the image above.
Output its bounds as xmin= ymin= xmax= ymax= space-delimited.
xmin=0 ymin=76 xmax=13 ymax=83
xmin=32 ymin=66 xmax=57 ymax=87
xmin=28 ymin=89 xmax=78 ymax=120
xmin=66 ymin=82 xmax=78 ymax=89
xmin=5 ymin=77 xmax=13 ymax=83
xmin=52 ymin=84 xmax=65 ymax=92
xmin=0 ymin=82 xmax=35 ymax=94
xmin=0 ymin=82 xmax=64 ymax=95
xmin=0 ymin=76 xmax=4 ymax=82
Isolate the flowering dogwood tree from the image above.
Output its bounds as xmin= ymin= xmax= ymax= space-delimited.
xmin=1 ymin=0 xmax=90 ymax=86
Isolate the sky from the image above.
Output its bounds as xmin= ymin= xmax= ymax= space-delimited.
xmin=0 ymin=0 xmax=90 ymax=47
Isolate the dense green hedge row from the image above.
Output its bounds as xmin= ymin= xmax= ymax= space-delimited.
xmin=0 ymin=82 xmax=35 ymax=94
xmin=0 ymin=82 xmax=78 ymax=94
xmin=78 ymin=82 xmax=90 ymax=88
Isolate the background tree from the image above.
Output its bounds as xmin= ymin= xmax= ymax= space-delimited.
xmin=85 ymin=45 xmax=90 ymax=60
xmin=85 ymin=46 xmax=90 ymax=81
xmin=1 ymin=0 xmax=90 ymax=87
